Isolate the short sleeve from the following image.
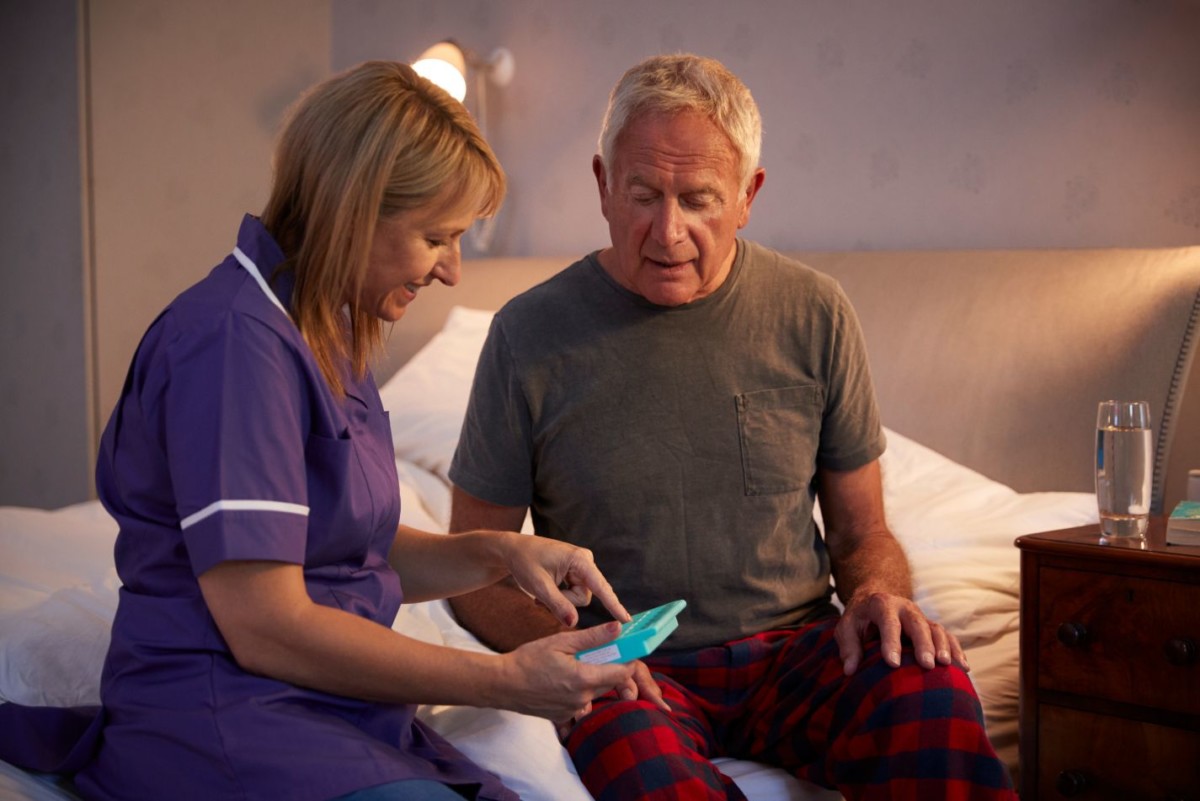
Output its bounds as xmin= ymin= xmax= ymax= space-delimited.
xmin=817 ymin=285 xmax=887 ymax=471
xmin=448 ymin=317 xmax=536 ymax=507
xmin=155 ymin=312 xmax=312 ymax=575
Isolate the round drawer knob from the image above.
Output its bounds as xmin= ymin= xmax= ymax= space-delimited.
xmin=1164 ymin=637 xmax=1197 ymax=666
xmin=1057 ymin=622 xmax=1089 ymax=648
xmin=1056 ymin=769 xmax=1089 ymax=796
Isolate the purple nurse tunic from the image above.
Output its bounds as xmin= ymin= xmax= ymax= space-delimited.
xmin=21 ymin=216 xmax=515 ymax=800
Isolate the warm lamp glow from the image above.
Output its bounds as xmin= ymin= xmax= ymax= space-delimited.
xmin=413 ymin=41 xmax=467 ymax=102
xmin=412 ymin=40 xmax=514 ymax=105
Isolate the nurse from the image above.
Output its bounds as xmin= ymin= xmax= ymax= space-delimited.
xmin=68 ymin=61 xmax=657 ymax=801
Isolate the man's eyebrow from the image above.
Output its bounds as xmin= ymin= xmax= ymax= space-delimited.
xmin=626 ymin=175 xmax=720 ymax=195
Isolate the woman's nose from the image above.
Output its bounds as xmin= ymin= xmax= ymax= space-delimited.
xmin=434 ymin=246 xmax=462 ymax=287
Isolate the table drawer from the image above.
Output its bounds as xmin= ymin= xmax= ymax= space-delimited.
xmin=1037 ymin=566 xmax=1200 ymax=714
xmin=1037 ymin=705 xmax=1200 ymax=799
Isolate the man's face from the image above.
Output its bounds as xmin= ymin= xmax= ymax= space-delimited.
xmin=594 ymin=109 xmax=764 ymax=307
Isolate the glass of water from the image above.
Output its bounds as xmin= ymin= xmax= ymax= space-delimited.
xmin=1095 ymin=400 xmax=1152 ymax=540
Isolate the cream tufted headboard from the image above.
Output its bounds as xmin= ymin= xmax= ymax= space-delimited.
xmin=375 ymin=246 xmax=1200 ymax=513
xmin=800 ymin=248 xmax=1200 ymax=513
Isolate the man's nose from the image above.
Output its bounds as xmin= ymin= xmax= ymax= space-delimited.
xmin=652 ymin=200 xmax=686 ymax=246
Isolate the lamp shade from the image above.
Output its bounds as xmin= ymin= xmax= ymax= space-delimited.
xmin=413 ymin=41 xmax=467 ymax=102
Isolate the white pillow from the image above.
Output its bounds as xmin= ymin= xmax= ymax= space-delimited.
xmin=0 ymin=502 xmax=119 ymax=707
xmin=378 ymin=306 xmax=496 ymax=480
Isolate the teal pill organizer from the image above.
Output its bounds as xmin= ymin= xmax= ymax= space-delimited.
xmin=575 ymin=599 xmax=687 ymax=664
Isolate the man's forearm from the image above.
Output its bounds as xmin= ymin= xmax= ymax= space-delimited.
xmin=448 ymin=486 xmax=568 ymax=651
xmin=829 ymin=529 xmax=914 ymax=605
xmin=817 ymin=460 xmax=914 ymax=605
xmin=449 ymin=577 xmax=568 ymax=653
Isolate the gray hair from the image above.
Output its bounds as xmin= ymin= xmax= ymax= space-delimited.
xmin=597 ymin=54 xmax=762 ymax=189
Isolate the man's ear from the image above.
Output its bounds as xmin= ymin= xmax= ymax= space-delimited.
xmin=737 ymin=168 xmax=766 ymax=229
xmin=593 ymin=155 xmax=611 ymax=220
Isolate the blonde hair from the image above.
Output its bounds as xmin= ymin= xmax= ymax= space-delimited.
xmin=262 ymin=60 xmax=505 ymax=396
xmin=597 ymin=54 xmax=761 ymax=189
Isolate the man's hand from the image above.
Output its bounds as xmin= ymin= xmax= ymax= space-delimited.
xmin=834 ymin=588 xmax=968 ymax=675
xmin=817 ymin=460 xmax=969 ymax=676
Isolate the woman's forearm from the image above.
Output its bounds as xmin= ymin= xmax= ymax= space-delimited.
xmin=198 ymin=560 xmax=633 ymax=721
xmin=200 ymin=560 xmax=506 ymax=705
xmin=387 ymin=524 xmax=517 ymax=602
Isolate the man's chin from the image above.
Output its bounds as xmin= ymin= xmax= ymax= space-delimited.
xmin=637 ymin=280 xmax=701 ymax=308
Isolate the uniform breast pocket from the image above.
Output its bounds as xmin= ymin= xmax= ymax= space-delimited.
xmin=304 ymin=430 xmax=374 ymax=561
xmin=736 ymin=385 xmax=822 ymax=496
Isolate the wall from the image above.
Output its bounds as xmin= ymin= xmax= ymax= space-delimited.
xmin=0 ymin=0 xmax=89 ymax=508
xmin=89 ymin=0 xmax=332 ymax=452
xmin=333 ymin=0 xmax=1200 ymax=257
xmin=0 ymin=0 xmax=331 ymax=508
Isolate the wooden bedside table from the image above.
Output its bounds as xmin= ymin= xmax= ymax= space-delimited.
xmin=1015 ymin=518 xmax=1200 ymax=800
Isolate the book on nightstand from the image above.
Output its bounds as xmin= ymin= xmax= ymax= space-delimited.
xmin=1166 ymin=500 xmax=1200 ymax=546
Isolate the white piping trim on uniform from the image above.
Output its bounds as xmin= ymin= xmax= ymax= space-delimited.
xmin=232 ymin=246 xmax=290 ymax=319
xmin=180 ymin=499 xmax=310 ymax=530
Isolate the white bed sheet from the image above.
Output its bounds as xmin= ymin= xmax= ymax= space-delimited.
xmin=0 ymin=759 xmax=82 ymax=801
xmin=0 ymin=305 xmax=1100 ymax=800
xmin=0 ymin=441 xmax=1097 ymax=801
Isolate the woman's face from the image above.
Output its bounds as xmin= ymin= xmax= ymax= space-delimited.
xmin=360 ymin=193 xmax=478 ymax=322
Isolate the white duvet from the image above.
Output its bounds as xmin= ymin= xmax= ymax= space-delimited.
xmin=0 ymin=307 xmax=1099 ymax=800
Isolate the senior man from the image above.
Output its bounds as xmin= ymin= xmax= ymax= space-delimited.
xmin=447 ymin=53 xmax=1015 ymax=801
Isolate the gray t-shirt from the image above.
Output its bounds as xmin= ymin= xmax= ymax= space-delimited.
xmin=450 ymin=240 xmax=886 ymax=650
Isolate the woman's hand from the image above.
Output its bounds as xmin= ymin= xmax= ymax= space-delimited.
xmin=500 ymin=533 xmax=630 ymax=628
xmin=499 ymin=623 xmax=639 ymax=722
xmin=546 ymin=651 xmax=672 ymax=739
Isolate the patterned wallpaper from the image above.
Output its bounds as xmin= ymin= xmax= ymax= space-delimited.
xmin=4 ymin=0 xmax=1199 ymax=506
xmin=334 ymin=0 xmax=1200 ymax=256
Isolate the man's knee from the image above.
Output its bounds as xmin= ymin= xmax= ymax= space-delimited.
xmin=566 ymin=697 xmax=682 ymax=758
xmin=565 ymin=699 xmax=738 ymax=801
xmin=839 ymin=648 xmax=985 ymax=730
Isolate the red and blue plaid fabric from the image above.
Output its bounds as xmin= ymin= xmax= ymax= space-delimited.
xmin=566 ymin=617 xmax=1017 ymax=801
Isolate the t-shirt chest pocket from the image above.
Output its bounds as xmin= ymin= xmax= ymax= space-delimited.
xmin=735 ymin=385 xmax=823 ymax=496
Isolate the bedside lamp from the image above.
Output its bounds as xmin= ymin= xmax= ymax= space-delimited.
xmin=412 ymin=41 xmax=468 ymax=102
xmin=412 ymin=39 xmax=514 ymax=114
xmin=412 ymin=39 xmax=515 ymax=253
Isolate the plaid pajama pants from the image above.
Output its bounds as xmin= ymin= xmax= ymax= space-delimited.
xmin=565 ymin=617 xmax=1016 ymax=801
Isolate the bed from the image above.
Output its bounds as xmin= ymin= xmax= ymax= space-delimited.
xmin=3 ymin=245 xmax=1199 ymax=801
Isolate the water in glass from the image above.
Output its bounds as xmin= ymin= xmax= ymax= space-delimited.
xmin=1095 ymin=415 xmax=1152 ymax=539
